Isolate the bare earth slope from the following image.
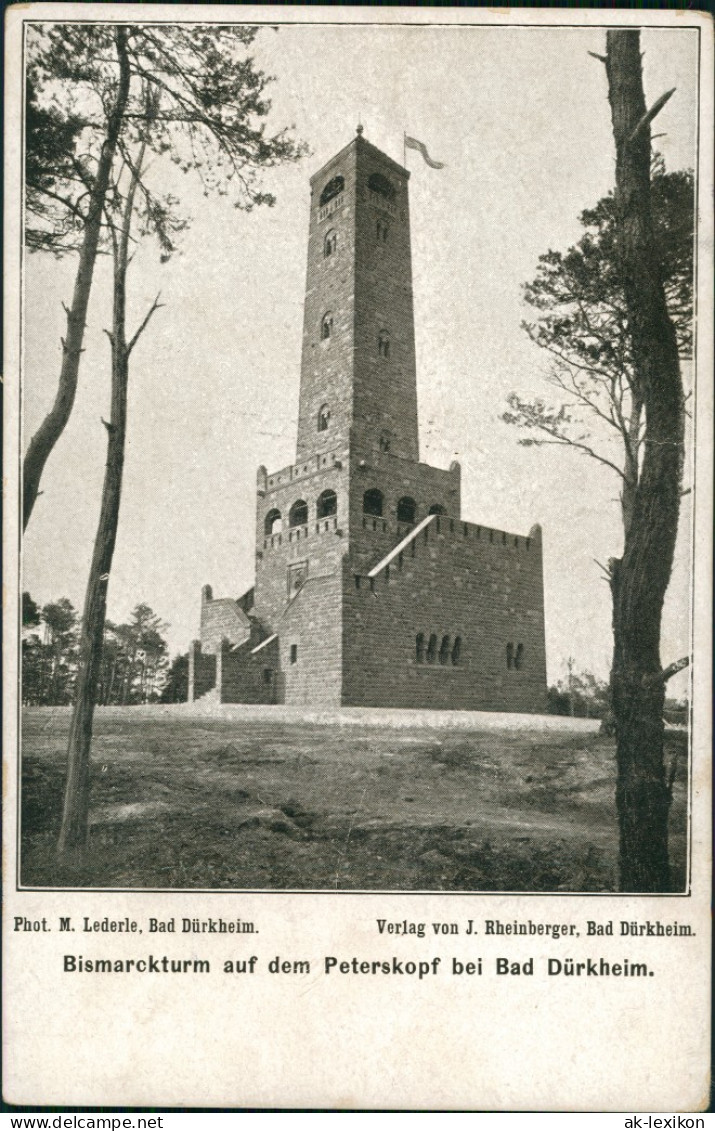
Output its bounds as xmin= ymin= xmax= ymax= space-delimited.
xmin=20 ymin=707 xmax=688 ymax=891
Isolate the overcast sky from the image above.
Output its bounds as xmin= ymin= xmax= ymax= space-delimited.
xmin=21 ymin=19 xmax=700 ymax=692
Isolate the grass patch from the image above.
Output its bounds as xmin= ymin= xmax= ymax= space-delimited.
xmin=19 ymin=709 xmax=688 ymax=891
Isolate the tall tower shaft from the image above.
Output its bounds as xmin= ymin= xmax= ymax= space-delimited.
xmin=296 ymin=132 xmax=419 ymax=464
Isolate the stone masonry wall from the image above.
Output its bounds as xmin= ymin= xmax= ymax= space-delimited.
xmin=188 ymin=642 xmax=216 ymax=702
xmin=219 ymin=636 xmax=280 ymax=705
xmin=341 ymin=521 xmax=547 ymax=712
xmin=279 ymin=574 xmax=343 ymax=706
xmin=199 ymin=585 xmax=251 ymax=653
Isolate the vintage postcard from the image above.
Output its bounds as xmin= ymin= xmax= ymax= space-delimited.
xmin=3 ymin=4 xmax=712 ymax=1112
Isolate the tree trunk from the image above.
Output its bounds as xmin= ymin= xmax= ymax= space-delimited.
xmin=58 ymin=140 xmax=159 ymax=856
xmin=620 ymin=394 xmax=642 ymax=540
xmin=22 ymin=26 xmax=130 ymax=531
xmin=605 ymin=31 xmax=685 ymax=891
xmin=105 ymin=654 xmax=118 ymax=706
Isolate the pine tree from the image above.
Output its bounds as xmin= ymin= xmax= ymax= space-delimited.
xmin=48 ymin=23 xmax=305 ymax=855
xmin=23 ymin=23 xmax=306 ymax=529
xmin=504 ymin=163 xmax=692 ymax=540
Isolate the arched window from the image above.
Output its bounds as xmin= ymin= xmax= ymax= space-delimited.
xmin=439 ymin=635 xmax=451 ymax=665
xmin=368 ymin=172 xmax=396 ymax=202
xmin=324 ymin=229 xmax=337 ymax=258
xmin=264 ymin=509 xmax=282 ymax=536
xmin=397 ymin=497 xmax=416 ymax=524
xmin=506 ymin=642 xmax=514 ymax=670
xmin=321 ymin=312 xmax=333 ymax=340
xmin=451 ymin=636 xmax=462 ymax=665
xmin=428 ymin=504 xmax=446 ymax=516
xmin=363 ymin=488 xmax=383 ymax=517
xmin=376 ymin=219 xmax=389 ymax=243
xmin=289 ymin=499 xmax=308 ymax=528
xmin=426 ymin=634 xmax=437 ymax=664
xmin=320 ymin=175 xmax=344 ymax=206
xmin=378 ymin=330 xmax=390 ymax=359
xmin=317 ymin=489 xmax=337 ymax=519
xmin=514 ymin=643 xmax=524 ymax=671
xmin=317 ymin=404 xmax=330 ymax=432
xmin=416 ymin=633 xmax=426 ymax=664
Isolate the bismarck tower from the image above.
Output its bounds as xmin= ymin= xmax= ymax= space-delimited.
xmin=189 ymin=130 xmax=547 ymax=712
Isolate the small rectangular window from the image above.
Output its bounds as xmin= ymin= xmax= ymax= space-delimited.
xmin=290 ymin=644 xmax=298 ymax=664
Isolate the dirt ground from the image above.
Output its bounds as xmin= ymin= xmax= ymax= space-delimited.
xmin=19 ymin=707 xmax=689 ymax=891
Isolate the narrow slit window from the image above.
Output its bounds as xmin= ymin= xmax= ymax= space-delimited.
xmin=317 ymin=404 xmax=331 ymax=432
xmin=378 ymin=330 xmax=390 ymax=359
xmin=321 ymin=312 xmax=333 ymax=340
xmin=506 ymin=642 xmax=514 ymax=670
xmin=514 ymin=643 xmax=524 ymax=670
xmin=290 ymin=644 xmax=298 ymax=664
xmin=416 ymin=633 xmax=426 ymax=664
xmin=451 ymin=636 xmax=462 ymax=665
xmin=426 ymin=634 xmax=437 ymax=664
xmin=439 ymin=635 xmax=451 ymax=665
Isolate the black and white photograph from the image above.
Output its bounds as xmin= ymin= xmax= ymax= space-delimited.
xmin=3 ymin=5 xmax=712 ymax=1112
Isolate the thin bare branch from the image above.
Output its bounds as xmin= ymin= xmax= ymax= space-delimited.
xmin=641 ymin=656 xmax=690 ymax=688
xmin=127 ymin=293 xmax=164 ymax=356
xmin=519 ymin=425 xmax=627 ymax=481
xmin=628 ymin=88 xmax=676 ymax=144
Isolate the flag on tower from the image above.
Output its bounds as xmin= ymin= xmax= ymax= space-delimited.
xmin=404 ymin=135 xmax=445 ymax=169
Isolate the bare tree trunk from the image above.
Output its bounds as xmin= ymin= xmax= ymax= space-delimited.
xmin=605 ymin=30 xmax=685 ymax=891
xmin=58 ymin=141 xmax=161 ymax=856
xmin=105 ymin=654 xmax=118 ymax=706
xmin=120 ymin=655 xmax=133 ymax=705
xmin=22 ymin=27 xmax=131 ymax=531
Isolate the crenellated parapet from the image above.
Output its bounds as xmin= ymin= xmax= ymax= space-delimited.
xmin=259 ymin=450 xmax=346 ymax=495
xmin=354 ymin=511 xmax=545 ymax=589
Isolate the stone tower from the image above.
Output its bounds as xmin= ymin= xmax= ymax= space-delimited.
xmin=190 ymin=130 xmax=548 ymax=713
